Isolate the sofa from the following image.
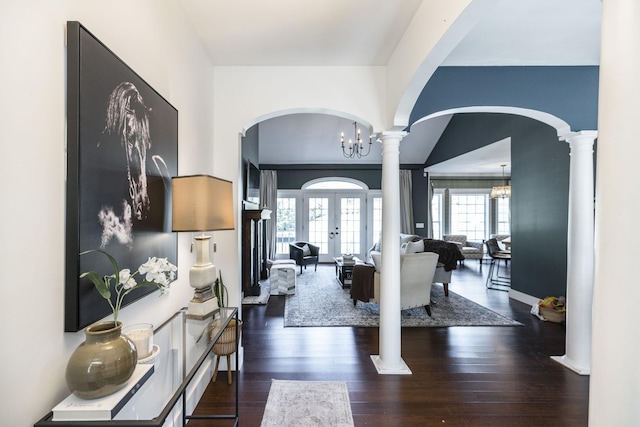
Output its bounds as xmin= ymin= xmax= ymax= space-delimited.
xmin=442 ymin=234 xmax=484 ymax=266
xmin=352 ymin=251 xmax=439 ymax=315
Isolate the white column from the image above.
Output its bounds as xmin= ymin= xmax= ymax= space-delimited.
xmin=370 ymin=130 xmax=411 ymax=375
xmin=551 ymin=131 xmax=596 ymax=375
xmin=590 ymin=1 xmax=640 ymax=425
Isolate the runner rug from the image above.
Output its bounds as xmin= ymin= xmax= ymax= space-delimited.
xmin=260 ymin=380 xmax=354 ymax=427
xmin=284 ymin=265 xmax=522 ymax=327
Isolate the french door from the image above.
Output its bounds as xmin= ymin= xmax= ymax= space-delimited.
xmin=304 ymin=192 xmax=366 ymax=262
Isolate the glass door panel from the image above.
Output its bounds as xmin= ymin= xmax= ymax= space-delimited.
xmin=307 ymin=197 xmax=330 ymax=257
xmin=339 ymin=197 xmax=361 ymax=255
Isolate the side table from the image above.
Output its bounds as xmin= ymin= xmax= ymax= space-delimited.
xmin=334 ymin=257 xmax=360 ymax=288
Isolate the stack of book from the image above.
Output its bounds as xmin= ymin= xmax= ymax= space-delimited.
xmin=341 ymin=255 xmax=356 ymax=265
xmin=52 ymin=364 xmax=154 ymax=421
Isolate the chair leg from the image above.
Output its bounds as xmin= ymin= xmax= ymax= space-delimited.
xmin=226 ymin=354 xmax=232 ymax=385
xmin=443 ymin=283 xmax=449 ymax=297
xmin=425 ymin=305 xmax=432 ymax=317
xmin=486 ymin=257 xmax=511 ymax=290
xmin=485 ymin=259 xmax=496 ymax=288
xmin=353 ymin=299 xmax=357 ymax=307
xmin=212 ymin=355 xmax=220 ymax=382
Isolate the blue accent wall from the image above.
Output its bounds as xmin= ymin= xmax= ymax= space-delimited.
xmin=262 ymin=165 xmax=383 ymax=190
xmin=411 ymin=66 xmax=599 ymax=131
xmin=426 ymin=113 xmax=572 ymax=298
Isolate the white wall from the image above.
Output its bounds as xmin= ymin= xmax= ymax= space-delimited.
xmin=0 ymin=1 xmax=217 ymax=425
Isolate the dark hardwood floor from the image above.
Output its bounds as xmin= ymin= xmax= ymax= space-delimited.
xmin=192 ymin=261 xmax=589 ymax=426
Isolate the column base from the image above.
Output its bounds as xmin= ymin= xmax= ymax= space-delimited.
xmin=551 ymin=355 xmax=590 ymax=375
xmin=370 ymin=355 xmax=412 ymax=375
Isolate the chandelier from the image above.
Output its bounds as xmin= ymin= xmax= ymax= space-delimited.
xmin=341 ymin=122 xmax=372 ymax=158
xmin=490 ymin=164 xmax=511 ymax=199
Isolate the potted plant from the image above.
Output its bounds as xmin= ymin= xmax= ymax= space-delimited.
xmin=210 ymin=270 xmax=242 ymax=384
xmin=66 ymin=250 xmax=177 ymax=399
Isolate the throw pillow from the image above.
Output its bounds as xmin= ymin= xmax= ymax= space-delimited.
xmin=371 ymin=252 xmax=382 ymax=272
xmin=400 ymin=242 xmax=409 ymax=255
xmin=302 ymin=244 xmax=311 ymax=256
xmin=405 ymin=240 xmax=424 ymax=254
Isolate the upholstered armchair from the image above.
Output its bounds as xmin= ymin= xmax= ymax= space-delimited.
xmin=442 ymin=234 xmax=483 ymax=265
xmin=352 ymin=251 xmax=439 ymax=315
xmin=289 ymin=242 xmax=319 ymax=274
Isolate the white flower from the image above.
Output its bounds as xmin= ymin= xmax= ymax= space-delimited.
xmin=119 ymin=268 xmax=137 ymax=289
xmin=80 ymin=249 xmax=177 ymax=325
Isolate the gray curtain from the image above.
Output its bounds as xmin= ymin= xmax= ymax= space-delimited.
xmin=399 ymin=169 xmax=414 ymax=235
xmin=260 ymin=170 xmax=278 ymax=260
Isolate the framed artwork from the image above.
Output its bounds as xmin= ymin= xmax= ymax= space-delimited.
xmin=65 ymin=22 xmax=178 ymax=332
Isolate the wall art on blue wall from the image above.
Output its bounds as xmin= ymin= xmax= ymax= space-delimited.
xmin=65 ymin=21 xmax=178 ymax=332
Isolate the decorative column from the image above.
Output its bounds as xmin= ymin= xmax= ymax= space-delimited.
xmin=370 ymin=130 xmax=411 ymax=375
xmin=552 ymin=130 xmax=596 ymax=375
xmin=589 ymin=1 xmax=640 ymax=424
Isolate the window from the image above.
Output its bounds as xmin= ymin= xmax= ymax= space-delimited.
xmin=340 ymin=197 xmax=361 ymax=254
xmin=431 ymin=191 xmax=443 ymax=239
xmin=308 ymin=197 xmax=329 ymax=254
xmin=303 ymin=177 xmax=368 ymax=190
xmin=372 ymin=196 xmax=382 ymax=245
xmin=450 ymin=191 xmax=488 ymax=241
xmin=496 ymin=197 xmax=511 ymax=235
xmin=276 ymin=197 xmax=296 ymax=254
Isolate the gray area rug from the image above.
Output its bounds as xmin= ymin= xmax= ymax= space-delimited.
xmin=260 ymin=380 xmax=354 ymax=427
xmin=284 ymin=265 xmax=522 ymax=327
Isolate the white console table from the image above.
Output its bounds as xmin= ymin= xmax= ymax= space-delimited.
xmin=35 ymin=307 xmax=239 ymax=427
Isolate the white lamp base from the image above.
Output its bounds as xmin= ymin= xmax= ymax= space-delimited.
xmin=185 ymin=234 xmax=218 ymax=320
xmin=186 ymin=297 xmax=219 ymax=319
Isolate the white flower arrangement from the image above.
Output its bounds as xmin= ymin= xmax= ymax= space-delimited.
xmin=80 ymin=249 xmax=177 ymax=324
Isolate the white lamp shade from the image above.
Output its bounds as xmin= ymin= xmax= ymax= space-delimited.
xmin=172 ymin=175 xmax=235 ymax=232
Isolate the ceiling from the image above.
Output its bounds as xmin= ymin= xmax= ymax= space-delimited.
xmin=178 ymin=0 xmax=602 ymax=174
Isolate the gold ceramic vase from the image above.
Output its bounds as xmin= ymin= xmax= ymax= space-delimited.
xmin=65 ymin=321 xmax=138 ymax=399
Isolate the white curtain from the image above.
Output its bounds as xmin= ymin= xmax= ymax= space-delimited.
xmin=260 ymin=170 xmax=278 ymax=260
xmin=399 ymin=169 xmax=414 ymax=235
xmin=427 ymin=174 xmax=434 ymax=238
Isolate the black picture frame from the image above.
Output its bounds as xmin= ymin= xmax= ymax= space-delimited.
xmin=65 ymin=22 xmax=178 ymax=332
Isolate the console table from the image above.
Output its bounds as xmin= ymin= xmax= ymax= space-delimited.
xmin=35 ymin=307 xmax=239 ymax=427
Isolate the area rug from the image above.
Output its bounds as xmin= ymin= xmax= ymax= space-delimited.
xmin=260 ymin=380 xmax=354 ymax=427
xmin=284 ymin=266 xmax=522 ymax=327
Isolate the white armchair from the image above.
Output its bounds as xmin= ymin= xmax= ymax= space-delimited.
xmin=368 ymin=251 xmax=439 ymax=315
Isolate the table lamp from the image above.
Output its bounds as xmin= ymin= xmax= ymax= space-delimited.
xmin=172 ymin=175 xmax=234 ymax=318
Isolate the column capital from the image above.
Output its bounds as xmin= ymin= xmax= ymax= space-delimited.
xmin=559 ymin=130 xmax=598 ymax=143
xmin=377 ymin=130 xmax=407 ymax=143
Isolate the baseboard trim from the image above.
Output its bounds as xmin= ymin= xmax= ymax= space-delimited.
xmin=508 ymin=288 xmax=539 ymax=307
